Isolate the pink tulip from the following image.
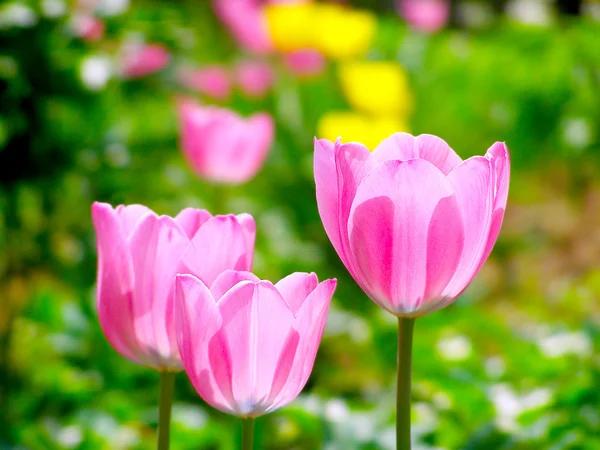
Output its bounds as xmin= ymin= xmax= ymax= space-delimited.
xmin=397 ymin=0 xmax=450 ymax=33
xmin=91 ymin=202 xmax=256 ymax=370
xmin=283 ymin=49 xmax=326 ymax=77
xmin=177 ymin=99 xmax=274 ymax=184
xmin=235 ymin=60 xmax=275 ymax=97
xmin=213 ymin=0 xmax=273 ymax=54
xmin=177 ymin=65 xmax=232 ymax=100
xmin=72 ymin=15 xmax=105 ymax=42
xmin=121 ymin=43 xmax=170 ymax=79
xmin=175 ymin=270 xmax=336 ymax=417
xmin=314 ymin=133 xmax=509 ymax=317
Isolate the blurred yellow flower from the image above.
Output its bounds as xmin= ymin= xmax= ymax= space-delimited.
xmin=317 ymin=111 xmax=409 ymax=150
xmin=265 ymin=2 xmax=313 ymax=52
xmin=339 ymin=61 xmax=413 ymax=116
xmin=265 ymin=3 xmax=377 ymax=60
xmin=312 ymin=4 xmax=377 ymax=60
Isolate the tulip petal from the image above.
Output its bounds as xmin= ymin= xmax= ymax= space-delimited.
xmin=128 ymin=214 xmax=190 ymax=368
xmin=216 ymin=280 xmax=294 ymax=416
xmin=479 ymin=142 xmax=510 ymax=266
xmin=175 ymin=274 xmax=231 ymax=411
xmin=210 ymin=270 xmax=260 ymax=300
xmin=373 ymin=133 xmax=462 ymax=175
xmin=314 ymin=138 xmax=343 ymax=256
xmin=335 ymin=141 xmax=376 ymax=270
xmin=175 ymin=208 xmax=213 ymax=239
xmin=184 ymin=215 xmax=254 ymax=286
xmin=115 ymin=204 xmax=153 ymax=236
xmin=275 ymin=272 xmax=319 ymax=315
xmin=236 ymin=213 xmax=256 ymax=271
xmin=348 ymin=160 xmax=464 ymax=315
xmin=268 ymin=278 xmax=336 ymax=412
xmin=443 ymin=156 xmax=494 ymax=297
xmin=92 ymin=202 xmax=140 ymax=362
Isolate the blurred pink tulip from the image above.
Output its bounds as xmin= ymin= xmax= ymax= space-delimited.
xmin=235 ymin=60 xmax=275 ymax=97
xmin=283 ymin=49 xmax=326 ymax=77
xmin=121 ymin=43 xmax=170 ymax=78
xmin=213 ymin=0 xmax=273 ymax=54
xmin=72 ymin=15 xmax=105 ymax=42
xmin=91 ymin=202 xmax=256 ymax=370
xmin=397 ymin=0 xmax=450 ymax=33
xmin=177 ymin=65 xmax=232 ymax=100
xmin=177 ymin=99 xmax=274 ymax=184
xmin=314 ymin=133 xmax=509 ymax=317
xmin=175 ymin=270 xmax=336 ymax=417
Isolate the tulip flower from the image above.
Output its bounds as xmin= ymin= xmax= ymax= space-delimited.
xmin=338 ymin=61 xmax=413 ymax=117
xmin=235 ymin=60 xmax=275 ymax=98
xmin=283 ymin=49 xmax=326 ymax=77
xmin=177 ymin=65 xmax=232 ymax=100
xmin=213 ymin=0 xmax=273 ymax=54
xmin=92 ymin=202 xmax=255 ymax=449
xmin=120 ymin=42 xmax=170 ymax=79
xmin=397 ymin=0 xmax=450 ymax=33
xmin=177 ymin=99 xmax=274 ymax=185
xmin=175 ymin=270 xmax=336 ymax=449
xmin=314 ymin=133 xmax=509 ymax=449
xmin=71 ymin=14 xmax=105 ymax=42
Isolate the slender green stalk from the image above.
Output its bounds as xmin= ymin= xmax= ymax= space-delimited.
xmin=241 ymin=417 xmax=255 ymax=450
xmin=396 ymin=318 xmax=415 ymax=450
xmin=157 ymin=372 xmax=175 ymax=450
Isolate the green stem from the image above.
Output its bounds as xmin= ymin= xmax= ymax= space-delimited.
xmin=241 ymin=417 xmax=255 ymax=450
xmin=157 ymin=371 xmax=175 ymax=450
xmin=396 ymin=317 xmax=415 ymax=450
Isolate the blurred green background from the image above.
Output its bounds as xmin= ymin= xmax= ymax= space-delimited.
xmin=1 ymin=0 xmax=600 ymax=449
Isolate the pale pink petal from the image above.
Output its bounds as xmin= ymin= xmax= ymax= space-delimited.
xmin=210 ymin=270 xmax=260 ymax=299
xmin=267 ymin=278 xmax=336 ymax=411
xmin=174 ymin=274 xmax=232 ymax=412
xmin=184 ymin=215 xmax=255 ymax=286
xmin=335 ymin=141 xmax=377 ymax=271
xmin=274 ymin=272 xmax=319 ymax=314
xmin=236 ymin=61 xmax=275 ymax=97
xmin=283 ymin=50 xmax=326 ymax=77
xmin=397 ymin=0 xmax=450 ymax=33
xmin=128 ymin=214 xmax=190 ymax=369
xmin=175 ymin=208 xmax=213 ymax=239
xmin=314 ymin=138 xmax=343 ymax=258
xmin=236 ymin=213 xmax=256 ymax=271
xmin=177 ymin=65 xmax=232 ymax=99
xmin=348 ymin=160 xmax=464 ymax=316
xmin=443 ymin=156 xmax=494 ymax=297
xmin=92 ymin=202 xmax=140 ymax=363
xmin=478 ymin=142 xmax=510 ymax=265
xmin=115 ymin=204 xmax=153 ymax=237
xmin=216 ymin=280 xmax=294 ymax=416
xmin=373 ymin=133 xmax=462 ymax=175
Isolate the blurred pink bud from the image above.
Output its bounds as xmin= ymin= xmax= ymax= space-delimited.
xmin=235 ymin=60 xmax=275 ymax=97
xmin=213 ymin=0 xmax=273 ymax=54
xmin=91 ymin=202 xmax=256 ymax=370
xmin=72 ymin=15 xmax=105 ymax=42
xmin=121 ymin=43 xmax=170 ymax=78
xmin=314 ymin=133 xmax=510 ymax=317
xmin=397 ymin=0 xmax=450 ymax=33
xmin=283 ymin=49 xmax=326 ymax=77
xmin=177 ymin=99 xmax=274 ymax=184
xmin=175 ymin=271 xmax=336 ymax=417
xmin=177 ymin=65 xmax=232 ymax=100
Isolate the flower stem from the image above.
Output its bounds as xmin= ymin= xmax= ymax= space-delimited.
xmin=241 ymin=417 xmax=255 ymax=450
xmin=158 ymin=371 xmax=175 ymax=450
xmin=396 ymin=317 xmax=415 ymax=450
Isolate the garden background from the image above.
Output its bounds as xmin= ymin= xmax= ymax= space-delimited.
xmin=1 ymin=0 xmax=600 ymax=448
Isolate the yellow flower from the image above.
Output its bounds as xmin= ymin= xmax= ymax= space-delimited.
xmin=338 ymin=61 xmax=413 ymax=116
xmin=265 ymin=3 xmax=377 ymax=60
xmin=312 ymin=4 xmax=377 ymax=60
xmin=317 ymin=111 xmax=409 ymax=151
xmin=265 ymin=2 xmax=314 ymax=52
